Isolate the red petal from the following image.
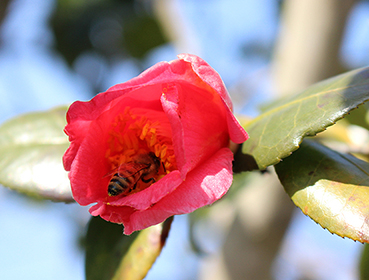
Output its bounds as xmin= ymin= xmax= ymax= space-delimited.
xmin=153 ymin=147 xmax=234 ymax=213
xmin=177 ymin=53 xmax=233 ymax=111
xmin=108 ymin=170 xmax=183 ymax=210
xmin=64 ymin=54 xmax=248 ymax=234
xmin=95 ymin=147 xmax=234 ymax=234
xmin=161 ymin=82 xmax=230 ymax=176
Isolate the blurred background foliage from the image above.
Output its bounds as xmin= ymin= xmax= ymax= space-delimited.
xmin=1 ymin=0 xmax=369 ymax=279
xmin=51 ymin=0 xmax=168 ymax=93
xmin=52 ymin=0 xmax=167 ymax=63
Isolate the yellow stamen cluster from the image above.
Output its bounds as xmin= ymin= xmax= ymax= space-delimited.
xmin=105 ymin=107 xmax=176 ymax=175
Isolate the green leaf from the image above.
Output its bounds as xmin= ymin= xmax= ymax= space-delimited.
xmin=360 ymin=244 xmax=369 ymax=280
xmin=0 ymin=106 xmax=73 ymax=202
xmin=85 ymin=216 xmax=173 ymax=280
xmin=85 ymin=217 xmax=139 ymax=280
xmin=242 ymin=67 xmax=369 ymax=170
xmin=275 ymin=139 xmax=369 ymax=243
xmin=112 ymin=217 xmax=173 ymax=280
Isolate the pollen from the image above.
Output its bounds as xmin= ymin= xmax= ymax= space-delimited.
xmin=105 ymin=107 xmax=177 ymax=175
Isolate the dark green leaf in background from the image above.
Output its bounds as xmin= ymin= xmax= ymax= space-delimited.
xmin=275 ymin=139 xmax=369 ymax=243
xmin=0 ymin=106 xmax=73 ymax=202
xmin=52 ymin=0 xmax=167 ymax=65
xmin=360 ymin=244 xmax=369 ymax=280
xmin=112 ymin=217 xmax=173 ymax=280
xmin=85 ymin=216 xmax=173 ymax=280
xmin=345 ymin=103 xmax=369 ymax=130
xmin=242 ymin=66 xmax=369 ymax=170
xmin=85 ymin=216 xmax=139 ymax=280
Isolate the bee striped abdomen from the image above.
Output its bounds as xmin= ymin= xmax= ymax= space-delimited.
xmin=107 ymin=152 xmax=161 ymax=197
xmin=108 ymin=173 xmax=132 ymax=196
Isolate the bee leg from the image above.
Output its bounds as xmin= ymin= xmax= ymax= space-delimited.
xmin=162 ymin=162 xmax=166 ymax=173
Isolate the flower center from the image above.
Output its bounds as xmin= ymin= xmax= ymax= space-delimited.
xmin=104 ymin=107 xmax=176 ymax=196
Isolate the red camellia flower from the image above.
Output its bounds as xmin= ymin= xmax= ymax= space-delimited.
xmin=63 ymin=54 xmax=248 ymax=234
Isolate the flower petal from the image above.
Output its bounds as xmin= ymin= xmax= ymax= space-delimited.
xmin=108 ymin=170 xmax=183 ymax=210
xmin=224 ymin=101 xmax=249 ymax=143
xmin=63 ymin=88 xmax=134 ymax=171
xmin=123 ymin=147 xmax=233 ymax=234
xmin=69 ymin=93 xmax=172 ymax=206
xmin=161 ymin=82 xmax=229 ymax=177
xmin=154 ymin=147 xmax=234 ymax=213
xmin=64 ymin=54 xmax=248 ymax=235
xmin=177 ymin=53 xmax=233 ymax=111
xmin=176 ymin=54 xmax=248 ymax=144
xmin=89 ymin=203 xmax=135 ymax=225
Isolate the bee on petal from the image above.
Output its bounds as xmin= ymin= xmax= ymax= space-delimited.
xmin=108 ymin=152 xmax=161 ymax=196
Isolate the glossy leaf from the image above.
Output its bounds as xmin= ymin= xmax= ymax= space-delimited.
xmin=0 ymin=106 xmax=73 ymax=201
xmin=242 ymin=66 xmax=369 ymax=169
xmin=85 ymin=216 xmax=172 ymax=280
xmin=275 ymin=139 xmax=369 ymax=243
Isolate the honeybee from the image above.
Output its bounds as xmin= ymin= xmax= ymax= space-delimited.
xmin=108 ymin=152 xmax=161 ymax=197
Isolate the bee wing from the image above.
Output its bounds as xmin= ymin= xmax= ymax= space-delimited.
xmin=117 ymin=162 xmax=149 ymax=177
xmin=103 ymin=164 xmax=124 ymax=178
xmin=103 ymin=162 xmax=149 ymax=178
